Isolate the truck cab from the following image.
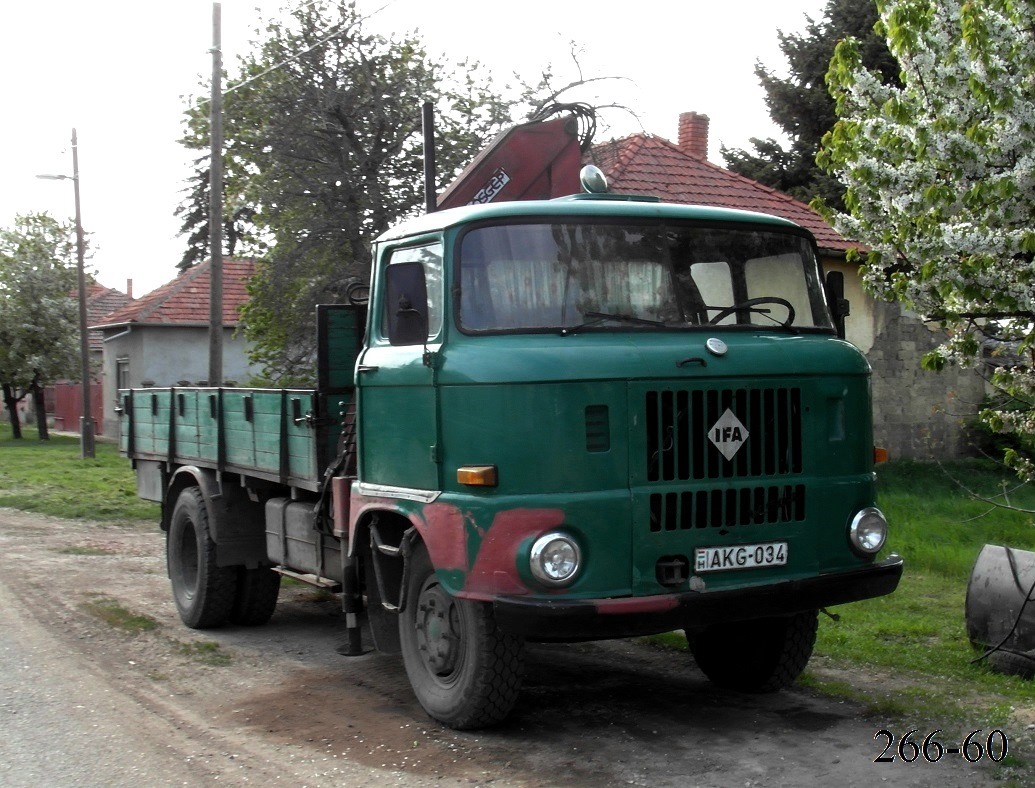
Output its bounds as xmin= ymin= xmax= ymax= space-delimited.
xmin=347 ymin=191 xmax=901 ymax=725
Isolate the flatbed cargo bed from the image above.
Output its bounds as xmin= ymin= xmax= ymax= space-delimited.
xmin=119 ymin=387 xmax=324 ymax=492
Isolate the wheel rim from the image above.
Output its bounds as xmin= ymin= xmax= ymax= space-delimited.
xmin=176 ymin=519 xmax=200 ymax=601
xmin=414 ymin=576 xmax=466 ymax=684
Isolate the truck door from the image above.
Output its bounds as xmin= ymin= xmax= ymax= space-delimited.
xmin=356 ymin=241 xmax=443 ymax=492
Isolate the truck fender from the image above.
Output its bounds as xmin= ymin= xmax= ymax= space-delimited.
xmin=349 ymin=510 xmax=418 ymax=654
xmin=164 ymin=466 xmax=268 ymax=569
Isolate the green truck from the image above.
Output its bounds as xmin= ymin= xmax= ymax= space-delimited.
xmin=121 ymin=170 xmax=902 ymax=729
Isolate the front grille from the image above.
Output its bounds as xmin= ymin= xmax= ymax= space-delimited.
xmin=649 ymin=484 xmax=806 ymax=532
xmin=645 ymin=387 xmax=802 ymax=481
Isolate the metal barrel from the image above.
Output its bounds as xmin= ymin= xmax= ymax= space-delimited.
xmin=965 ymin=544 xmax=1035 ymax=649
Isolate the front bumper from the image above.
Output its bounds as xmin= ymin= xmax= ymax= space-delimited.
xmin=494 ymin=555 xmax=903 ymax=641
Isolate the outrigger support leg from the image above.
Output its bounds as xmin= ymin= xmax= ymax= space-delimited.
xmin=336 ymin=552 xmax=367 ymax=656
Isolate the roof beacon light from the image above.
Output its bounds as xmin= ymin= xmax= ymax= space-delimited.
xmin=579 ymin=165 xmax=608 ymax=194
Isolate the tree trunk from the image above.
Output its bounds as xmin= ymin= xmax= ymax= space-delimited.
xmin=2 ymin=382 xmax=24 ymax=439
xmin=30 ymin=374 xmax=49 ymax=441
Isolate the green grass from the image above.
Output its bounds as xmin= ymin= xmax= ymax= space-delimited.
xmin=810 ymin=458 xmax=1035 ymax=724
xmin=174 ymin=639 xmax=233 ymax=666
xmin=81 ymin=595 xmax=159 ymax=633
xmin=0 ymin=424 xmax=159 ymax=522
xmin=58 ymin=545 xmax=118 ymax=555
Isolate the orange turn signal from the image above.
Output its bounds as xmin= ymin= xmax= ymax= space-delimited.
xmin=874 ymin=447 xmax=890 ymax=465
xmin=457 ymin=465 xmax=498 ymax=487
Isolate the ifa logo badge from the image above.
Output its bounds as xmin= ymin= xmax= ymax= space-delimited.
xmin=708 ymin=408 xmax=749 ymax=460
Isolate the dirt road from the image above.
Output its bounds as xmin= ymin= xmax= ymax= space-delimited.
xmin=0 ymin=508 xmax=1018 ymax=786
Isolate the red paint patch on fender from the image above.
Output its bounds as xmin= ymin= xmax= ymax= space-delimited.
xmin=464 ymin=508 xmax=566 ymax=599
xmin=419 ymin=503 xmax=470 ymax=573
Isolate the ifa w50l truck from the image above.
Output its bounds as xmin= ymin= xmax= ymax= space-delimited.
xmin=121 ymin=166 xmax=902 ymax=729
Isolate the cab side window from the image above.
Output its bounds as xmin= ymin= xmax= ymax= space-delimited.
xmin=380 ymin=242 xmax=443 ymax=342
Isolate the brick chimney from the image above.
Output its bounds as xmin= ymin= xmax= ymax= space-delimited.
xmin=678 ymin=112 xmax=710 ymax=160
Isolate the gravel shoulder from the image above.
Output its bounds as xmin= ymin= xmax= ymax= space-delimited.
xmin=0 ymin=507 xmax=1019 ymax=787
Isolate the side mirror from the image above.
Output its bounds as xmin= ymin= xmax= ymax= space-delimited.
xmin=825 ymin=270 xmax=850 ymax=340
xmin=385 ymin=262 xmax=429 ymax=346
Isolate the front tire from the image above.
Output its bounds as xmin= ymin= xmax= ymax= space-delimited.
xmin=168 ymin=486 xmax=237 ymax=629
xmin=687 ymin=610 xmax=818 ymax=692
xmin=399 ymin=543 xmax=524 ymax=729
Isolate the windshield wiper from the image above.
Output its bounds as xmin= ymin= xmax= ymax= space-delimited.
xmin=561 ymin=310 xmax=666 ymax=335
xmin=706 ymin=297 xmax=796 ymax=330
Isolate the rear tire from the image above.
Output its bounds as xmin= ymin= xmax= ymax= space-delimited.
xmin=687 ymin=609 xmax=818 ymax=692
xmin=399 ymin=543 xmax=524 ymax=729
xmin=229 ymin=567 xmax=281 ymax=626
xmin=168 ymin=486 xmax=237 ymax=629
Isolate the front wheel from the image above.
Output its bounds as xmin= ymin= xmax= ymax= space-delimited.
xmin=167 ymin=486 xmax=237 ymax=628
xmin=399 ymin=543 xmax=524 ymax=729
xmin=687 ymin=609 xmax=818 ymax=692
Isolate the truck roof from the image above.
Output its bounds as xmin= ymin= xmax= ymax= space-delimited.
xmin=375 ymin=194 xmax=806 ymax=244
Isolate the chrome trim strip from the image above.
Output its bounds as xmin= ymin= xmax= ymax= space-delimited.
xmin=355 ymin=482 xmax=441 ymax=504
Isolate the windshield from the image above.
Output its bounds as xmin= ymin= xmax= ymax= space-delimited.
xmin=457 ymin=221 xmax=832 ymax=333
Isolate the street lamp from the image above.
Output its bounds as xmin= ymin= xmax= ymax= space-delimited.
xmin=36 ymin=128 xmax=95 ymax=459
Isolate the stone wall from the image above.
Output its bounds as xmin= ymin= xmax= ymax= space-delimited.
xmin=866 ymin=301 xmax=985 ymax=459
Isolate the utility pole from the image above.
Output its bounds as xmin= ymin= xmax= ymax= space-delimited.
xmin=71 ymin=129 xmax=95 ymax=458
xmin=208 ymin=1 xmax=224 ymax=386
xmin=35 ymin=132 xmax=94 ymax=458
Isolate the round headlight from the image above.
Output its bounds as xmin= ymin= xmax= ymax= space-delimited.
xmin=849 ymin=507 xmax=888 ymax=555
xmin=530 ymin=532 xmax=582 ymax=587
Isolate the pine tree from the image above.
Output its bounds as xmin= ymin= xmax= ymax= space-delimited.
xmin=722 ymin=0 xmax=898 ymax=208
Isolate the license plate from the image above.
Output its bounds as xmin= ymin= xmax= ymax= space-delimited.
xmin=695 ymin=542 xmax=788 ymax=573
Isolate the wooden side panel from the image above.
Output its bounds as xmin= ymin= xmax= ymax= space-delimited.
xmin=123 ymin=386 xmax=321 ymax=487
xmin=222 ymin=391 xmax=257 ymax=469
xmin=285 ymin=393 xmax=318 ymax=480
xmin=199 ymin=392 xmax=220 ymax=464
xmin=172 ymin=390 xmax=201 ymax=461
xmin=317 ymin=304 xmax=363 ymax=473
xmin=127 ymin=389 xmax=172 ymax=457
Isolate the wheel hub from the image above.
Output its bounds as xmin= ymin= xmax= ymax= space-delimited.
xmin=415 ymin=581 xmax=461 ymax=676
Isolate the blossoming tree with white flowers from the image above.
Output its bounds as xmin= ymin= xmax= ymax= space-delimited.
xmin=817 ymin=0 xmax=1035 ymax=475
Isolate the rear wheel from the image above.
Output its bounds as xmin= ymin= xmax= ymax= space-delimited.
xmin=229 ymin=567 xmax=281 ymax=626
xmin=167 ymin=486 xmax=237 ymax=629
xmin=687 ymin=609 xmax=818 ymax=692
xmin=399 ymin=543 xmax=524 ymax=729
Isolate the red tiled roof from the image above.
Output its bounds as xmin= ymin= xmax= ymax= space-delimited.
xmin=84 ymin=283 xmax=133 ymax=352
xmin=588 ymin=134 xmax=851 ymax=254
xmin=93 ymin=258 xmax=255 ymax=328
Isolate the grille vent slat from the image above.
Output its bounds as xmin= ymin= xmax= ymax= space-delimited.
xmin=646 ymin=387 xmax=802 ymax=482
xmin=648 ymin=485 xmax=806 ymax=533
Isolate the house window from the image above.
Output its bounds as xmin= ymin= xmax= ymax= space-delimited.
xmin=116 ymin=358 xmax=130 ymax=391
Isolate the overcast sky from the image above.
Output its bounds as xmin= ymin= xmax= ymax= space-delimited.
xmin=0 ymin=0 xmax=828 ymax=297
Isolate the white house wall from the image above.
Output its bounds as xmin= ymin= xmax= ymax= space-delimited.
xmin=101 ymin=326 xmax=257 ymax=436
